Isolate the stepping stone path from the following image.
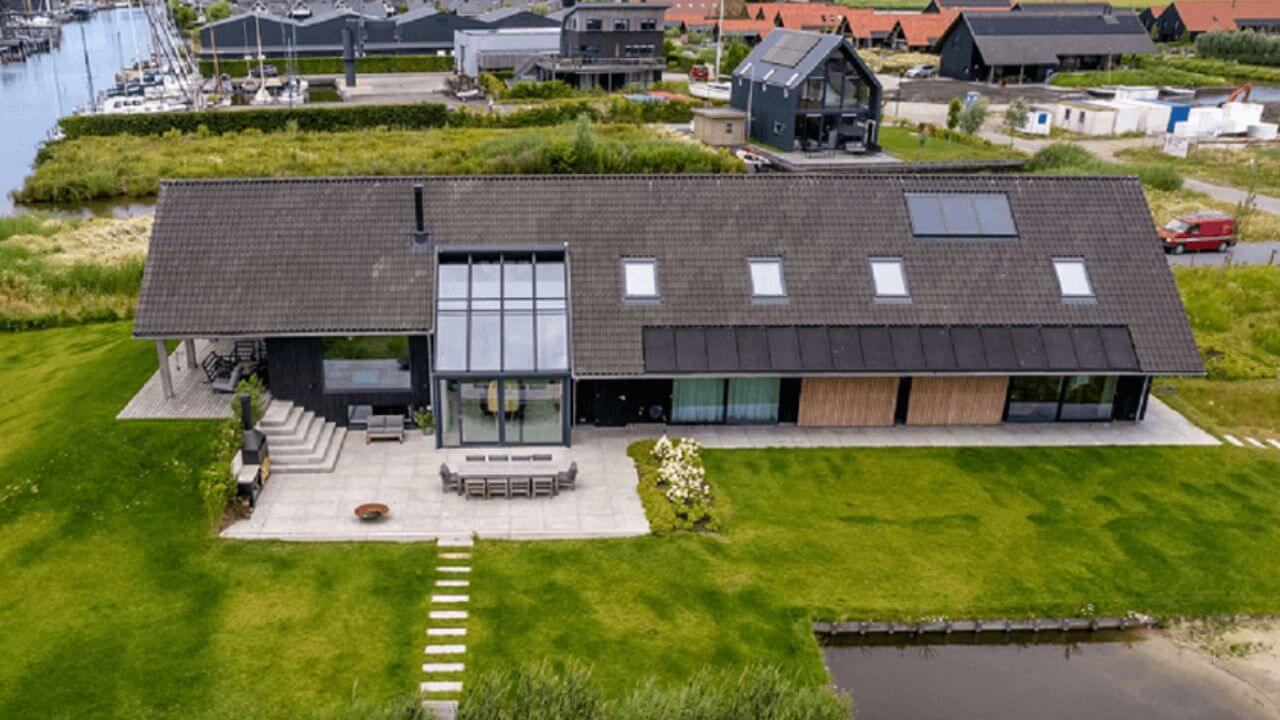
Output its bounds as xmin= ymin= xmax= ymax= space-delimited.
xmin=421 ymin=537 xmax=474 ymax=720
xmin=1222 ymin=433 xmax=1280 ymax=449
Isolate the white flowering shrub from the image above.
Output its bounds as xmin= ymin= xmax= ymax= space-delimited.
xmin=651 ymin=435 xmax=675 ymax=462
xmin=634 ymin=437 xmax=718 ymax=532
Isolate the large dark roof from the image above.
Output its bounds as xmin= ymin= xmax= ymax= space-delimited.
xmin=733 ymin=28 xmax=879 ymax=92
xmin=954 ymin=10 xmax=1155 ymax=65
xmin=135 ymin=175 xmax=1203 ymax=376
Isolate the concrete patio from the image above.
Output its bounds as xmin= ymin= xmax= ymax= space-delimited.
xmin=222 ymin=396 xmax=1215 ymax=543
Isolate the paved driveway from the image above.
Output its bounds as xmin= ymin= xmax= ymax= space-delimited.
xmin=1167 ymin=241 xmax=1280 ymax=267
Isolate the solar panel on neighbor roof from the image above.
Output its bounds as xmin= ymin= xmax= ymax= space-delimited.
xmin=761 ymin=32 xmax=821 ymax=68
xmin=905 ymin=193 xmax=1018 ymax=237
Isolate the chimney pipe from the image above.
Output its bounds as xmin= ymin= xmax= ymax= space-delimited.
xmin=411 ymin=183 xmax=430 ymax=252
xmin=414 ymin=183 xmax=425 ymax=233
xmin=240 ymin=394 xmax=254 ymax=431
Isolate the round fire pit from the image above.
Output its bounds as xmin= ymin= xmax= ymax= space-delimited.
xmin=354 ymin=503 xmax=390 ymax=522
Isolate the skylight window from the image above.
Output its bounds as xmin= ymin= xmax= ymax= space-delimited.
xmin=1053 ymin=258 xmax=1094 ymax=299
xmin=622 ymin=258 xmax=658 ymax=299
xmin=870 ymin=258 xmax=909 ymax=298
xmin=905 ymin=192 xmax=1017 ymax=237
xmin=748 ymin=257 xmax=786 ymax=298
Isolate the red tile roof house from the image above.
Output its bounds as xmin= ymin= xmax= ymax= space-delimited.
xmin=1155 ymin=0 xmax=1280 ymax=40
xmin=886 ymin=10 xmax=961 ymax=51
xmin=846 ymin=8 xmax=902 ymax=48
xmin=134 ymin=174 xmax=1203 ymax=448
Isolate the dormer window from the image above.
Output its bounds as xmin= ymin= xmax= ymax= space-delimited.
xmin=870 ymin=257 xmax=909 ymax=299
xmin=622 ymin=258 xmax=658 ymax=300
xmin=1053 ymin=258 xmax=1094 ymax=299
xmin=748 ymin=257 xmax=786 ymax=298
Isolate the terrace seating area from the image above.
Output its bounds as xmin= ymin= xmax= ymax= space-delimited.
xmin=440 ymin=459 xmax=578 ymax=499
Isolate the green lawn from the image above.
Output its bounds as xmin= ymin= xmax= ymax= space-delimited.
xmin=470 ymin=443 xmax=1280 ymax=696
xmin=878 ymin=125 xmax=1024 ymax=163
xmin=0 ymin=323 xmax=437 ymax=720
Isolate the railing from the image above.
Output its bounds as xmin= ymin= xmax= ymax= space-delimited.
xmin=538 ymin=55 xmax=665 ymax=69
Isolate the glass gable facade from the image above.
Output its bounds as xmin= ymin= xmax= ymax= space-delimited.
xmin=435 ymin=252 xmax=570 ymax=446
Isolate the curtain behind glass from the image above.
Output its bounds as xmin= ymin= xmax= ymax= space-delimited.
xmin=671 ymin=379 xmax=726 ymax=423
xmin=726 ymin=378 xmax=780 ymax=424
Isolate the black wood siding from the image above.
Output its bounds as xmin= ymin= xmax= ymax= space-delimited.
xmin=264 ymin=335 xmax=432 ymax=425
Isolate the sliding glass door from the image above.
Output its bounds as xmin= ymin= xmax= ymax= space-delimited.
xmin=1006 ymin=375 xmax=1119 ymax=422
xmin=671 ymin=377 xmax=781 ymax=425
xmin=438 ymin=377 xmax=566 ymax=446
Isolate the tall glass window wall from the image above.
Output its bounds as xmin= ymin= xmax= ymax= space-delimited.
xmin=435 ymin=252 xmax=569 ymax=446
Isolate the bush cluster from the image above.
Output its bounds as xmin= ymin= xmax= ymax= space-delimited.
xmin=1196 ymin=30 xmax=1280 ymax=67
xmin=457 ymin=662 xmax=850 ymax=720
xmin=198 ymin=54 xmax=454 ymax=77
xmin=628 ymin=436 xmax=719 ymax=533
xmin=1027 ymin=142 xmax=1182 ymax=191
xmin=59 ymin=96 xmax=700 ymax=139
xmin=199 ymin=377 xmax=267 ymax=526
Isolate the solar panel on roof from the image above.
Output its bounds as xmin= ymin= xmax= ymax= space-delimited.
xmin=761 ymin=32 xmax=822 ymax=68
xmin=905 ymin=193 xmax=1018 ymax=237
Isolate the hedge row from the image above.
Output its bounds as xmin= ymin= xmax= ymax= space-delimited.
xmin=197 ymin=54 xmax=454 ymax=76
xmin=1195 ymin=30 xmax=1280 ymax=68
xmin=58 ymin=96 xmax=700 ymax=138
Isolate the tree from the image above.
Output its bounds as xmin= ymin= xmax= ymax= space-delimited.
xmin=946 ymin=97 xmax=962 ymax=130
xmin=1002 ymin=99 xmax=1028 ymax=143
xmin=719 ymin=41 xmax=751 ymax=76
xmin=956 ymin=99 xmax=989 ymax=135
xmin=205 ymin=0 xmax=232 ymax=22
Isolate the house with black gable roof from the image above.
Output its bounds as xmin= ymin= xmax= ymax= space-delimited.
xmin=937 ymin=10 xmax=1155 ymax=83
xmin=729 ymin=28 xmax=882 ymax=152
xmin=134 ymin=174 xmax=1203 ymax=448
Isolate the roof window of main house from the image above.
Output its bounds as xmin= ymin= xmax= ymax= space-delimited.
xmin=905 ymin=192 xmax=1017 ymax=238
xmin=622 ymin=258 xmax=659 ymax=300
xmin=748 ymin=257 xmax=786 ymax=299
xmin=870 ymin=257 xmax=909 ymax=299
xmin=435 ymin=252 xmax=569 ymax=373
xmin=1052 ymin=257 xmax=1095 ymax=300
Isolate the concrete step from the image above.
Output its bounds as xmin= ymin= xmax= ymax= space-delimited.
xmin=270 ymin=413 xmax=322 ymax=451
xmin=428 ymin=627 xmax=467 ymax=637
xmin=429 ymin=610 xmax=467 ymax=620
xmin=424 ymin=644 xmax=466 ymax=655
xmin=259 ymin=401 xmax=300 ymax=431
xmin=422 ymin=700 xmax=458 ymax=720
xmin=421 ymin=681 xmax=462 ymax=693
xmin=437 ymin=566 xmax=471 ymax=574
xmin=440 ymin=552 xmax=471 ymax=560
xmin=438 ymin=536 xmax=474 ymax=548
xmin=271 ymin=421 xmax=337 ymax=462
xmin=271 ymin=425 xmax=346 ymax=474
xmin=436 ymin=580 xmax=469 ymax=588
xmin=423 ymin=662 xmax=465 ymax=672
xmin=431 ymin=595 xmax=469 ymax=604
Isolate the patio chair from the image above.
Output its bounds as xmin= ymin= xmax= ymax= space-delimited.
xmin=532 ymin=475 xmax=555 ymax=497
xmin=510 ymin=454 xmax=532 ymax=462
xmin=486 ymin=477 xmax=510 ymax=499
xmin=440 ymin=464 xmax=460 ymax=495
xmin=464 ymin=478 xmax=487 ymax=499
xmin=366 ymin=414 xmax=404 ymax=443
xmin=465 ymin=454 xmax=485 ymax=462
xmin=487 ymin=454 xmax=509 ymax=462
xmin=531 ymin=453 xmax=553 ymax=462
xmin=509 ymin=477 xmax=532 ymax=498
xmin=210 ymin=363 xmax=244 ymax=394
xmin=233 ymin=340 xmax=260 ymax=363
xmin=555 ymin=462 xmax=578 ymax=493
xmin=201 ymin=351 xmax=234 ymax=383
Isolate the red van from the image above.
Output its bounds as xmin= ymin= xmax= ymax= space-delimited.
xmin=1158 ymin=211 xmax=1237 ymax=254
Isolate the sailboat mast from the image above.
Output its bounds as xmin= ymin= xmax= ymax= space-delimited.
xmin=79 ymin=22 xmax=96 ymax=111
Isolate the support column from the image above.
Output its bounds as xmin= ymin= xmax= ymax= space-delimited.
xmin=184 ymin=338 xmax=198 ymax=370
xmin=156 ymin=339 xmax=175 ymax=400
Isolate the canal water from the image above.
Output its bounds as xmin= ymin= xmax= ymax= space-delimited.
xmin=824 ymin=632 xmax=1276 ymax=720
xmin=0 ymin=8 xmax=152 ymax=215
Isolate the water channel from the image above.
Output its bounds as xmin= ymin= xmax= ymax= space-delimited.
xmin=0 ymin=8 xmax=152 ymax=215
xmin=824 ymin=631 xmax=1277 ymax=720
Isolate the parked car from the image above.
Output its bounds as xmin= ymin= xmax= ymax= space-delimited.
xmin=1159 ymin=211 xmax=1237 ymax=254
xmin=904 ymin=64 xmax=936 ymax=79
xmin=249 ymin=64 xmax=279 ymax=79
xmin=688 ymin=64 xmax=710 ymax=81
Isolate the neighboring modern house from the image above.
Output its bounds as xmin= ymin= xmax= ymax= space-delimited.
xmin=885 ymin=10 xmax=959 ymax=51
xmin=730 ymin=29 xmax=882 ymax=151
xmin=1011 ymin=2 xmax=1114 ymax=13
xmin=454 ymin=26 xmax=561 ymax=77
xmin=197 ymin=4 xmax=553 ymax=59
xmin=1154 ymin=0 xmax=1280 ymax=41
xmin=1138 ymin=4 xmax=1165 ymax=31
xmin=846 ymin=8 xmax=901 ymax=48
xmin=937 ymin=10 xmax=1156 ymax=83
xmin=719 ymin=18 xmax=776 ymax=45
xmin=134 ymin=174 xmax=1203 ymax=448
xmin=764 ymin=2 xmax=851 ymax=34
xmin=532 ymin=2 xmax=667 ymax=90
